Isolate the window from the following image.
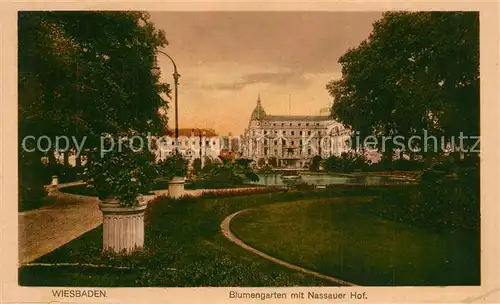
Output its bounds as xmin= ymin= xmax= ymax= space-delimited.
xmin=306 ymin=123 xmax=309 ymax=126
xmin=274 ymin=131 xmax=278 ymax=135
xmin=282 ymin=131 xmax=286 ymax=135
xmin=291 ymin=131 xmax=295 ymax=136
xmin=299 ymin=131 xmax=303 ymax=135
xmin=274 ymin=149 xmax=277 ymax=155
xmin=308 ymin=131 xmax=311 ymax=135
xmin=282 ymin=139 xmax=286 ymax=145
xmin=298 ymin=123 xmax=301 ymax=126
xmin=264 ymin=139 xmax=268 ymax=145
xmin=281 ymin=123 xmax=284 ymax=126
xmin=290 ymin=123 xmax=292 ymax=126
xmin=316 ymin=123 xmax=320 ymax=126
xmin=291 ymin=141 xmax=295 ymax=145
xmin=264 ymin=130 xmax=268 ymax=135
xmin=273 ymin=123 xmax=276 ymax=126
xmin=274 ymin=140 xmax=278 ymax=145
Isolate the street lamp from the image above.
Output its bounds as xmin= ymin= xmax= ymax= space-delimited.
xmin=157 ymin=50 xmax=180 ymax=154
xmin=192 ymin=128 xmax=204 ymax=163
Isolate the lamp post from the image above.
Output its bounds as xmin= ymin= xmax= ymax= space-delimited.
xmin=157 ymin=50 xmax=180 ymax=154
xmin=192 ymin=128 xmax=205 ymax=168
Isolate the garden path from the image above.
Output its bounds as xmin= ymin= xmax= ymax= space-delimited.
xmin=18 ymin=183 xmax=102 ymax=265
xmin=18 ymin=183 xmax=268 ymax=265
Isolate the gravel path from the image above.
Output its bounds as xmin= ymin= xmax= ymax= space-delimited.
xmin=18 ymin=186 xmax=101 ymax=265
xmin=18 ymin=183 xmax=270 ymax=265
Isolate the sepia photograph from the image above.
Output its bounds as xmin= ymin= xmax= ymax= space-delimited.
xmin=16 ymin=10 xmax=482 ymax=291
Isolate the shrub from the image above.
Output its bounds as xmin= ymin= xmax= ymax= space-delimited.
xmin=267 ymin=157 xmax=278 ymax=168
xmin=292 ymin=182 xmax=316 ymax=191
xmin=324 ymin=151 xmax=367 ymax=173
xmin=257 ymin=164 xmax=274 ymax=174
xmin=198 ymin=159 xmax=260 ymax=188
xmin=371 ymin=163 xmax=479 ymax=232
xmin=157 ymin=154 xmax=188 ymax=180
xmin=192 ymin=158 xmax=202 ymax=173
xmin=309 ymin=155 xmax=322 ymax=172
xmin=84 ymin=135 xmax=158 ymax=207
xmin=392 ymin=159 xmax=425 ymax=171
xmin=19 ymin=151 xmax=48 ymax=211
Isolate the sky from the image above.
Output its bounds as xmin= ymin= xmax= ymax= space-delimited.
xmin=149 ymin=12 xmax=382 ymax=135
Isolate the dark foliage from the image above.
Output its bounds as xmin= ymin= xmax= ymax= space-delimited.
xmin=371 ymin=163 xmax=479 ymax=232
xmin=324 ymin=152 xmax=367 ymax=173
xmin=309 ymin=155 xmax=322 ymax=172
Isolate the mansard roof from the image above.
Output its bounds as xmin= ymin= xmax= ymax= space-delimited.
xmin=262 ymin=115 xmax=330 ymax=121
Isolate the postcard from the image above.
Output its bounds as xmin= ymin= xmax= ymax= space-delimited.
xmin=1 ymin=2 xmax=499 ymax=303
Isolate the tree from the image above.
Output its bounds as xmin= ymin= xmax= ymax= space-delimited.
xmin=193 ymin=158 xmax=202 ymax=173
xmin=268 ymin=156 xmax=278 ymax=168
xmin=309 ymin=155 xmax=322 ymax=172
xmin=18 ymin=11 xmax=170 ymax=204
xmin=20 ymin=12 xmax=170 ymax=143
xmin=327 ymin=12 xmax=479 ymax=165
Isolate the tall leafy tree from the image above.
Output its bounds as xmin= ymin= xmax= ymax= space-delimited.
xmin=327 ymin=12 xmax=479 ymax=163
xmin=18 ymin=11 xmax=171 ymax=204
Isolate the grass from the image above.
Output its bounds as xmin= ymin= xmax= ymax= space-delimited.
xmin=20 ymin=190 xmax=353 ymax=287
xmin=19 ymin=185 xmax=478 ymax=286
xmin=230 ymin=198 xmax=480 ymax=286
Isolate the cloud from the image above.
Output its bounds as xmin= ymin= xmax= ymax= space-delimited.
xmin=202 ymin=71 xmax=309 ymax=91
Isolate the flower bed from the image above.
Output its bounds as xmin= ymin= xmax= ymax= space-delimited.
xmin=200 ymin=186 xmax=284 ymax=199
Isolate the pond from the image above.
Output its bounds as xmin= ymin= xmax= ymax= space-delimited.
xmin=248 ymin=173 xmax=414 ymax=187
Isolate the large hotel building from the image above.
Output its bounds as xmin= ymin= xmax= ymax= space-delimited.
xmin=242 ymin=95 xmax=352 ymax=168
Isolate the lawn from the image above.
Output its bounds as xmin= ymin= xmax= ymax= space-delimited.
xmin=230 ymin=198 xmax=480 ymax=286
xmin=19 ymin=185 xmax=479 ymax=287
xmin=19 ymin=190 xmax=345 ymax=287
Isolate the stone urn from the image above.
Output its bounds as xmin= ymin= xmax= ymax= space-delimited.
xmin=168 ymin=176 xmax=186 ymax=199
xmin=50 ymin=175 xmax=59 ymax=186
xmin=99 ymin=197 xmax=148 ymax=254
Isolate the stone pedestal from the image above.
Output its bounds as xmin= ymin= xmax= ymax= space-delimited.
xmin=99 ymin=197 xmax=148 ymax=254
xmin=168 ymin=176 xmax=186 ymax=199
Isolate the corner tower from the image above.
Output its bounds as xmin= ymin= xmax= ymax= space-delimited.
xmin=250 ymin=94 xmax=266 ymax=121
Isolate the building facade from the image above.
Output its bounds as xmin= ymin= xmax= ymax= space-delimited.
xmin=241 ymin=95 xmax=351 ymax=168
xmin=156 ymin=128 xmax=235 ymax=167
